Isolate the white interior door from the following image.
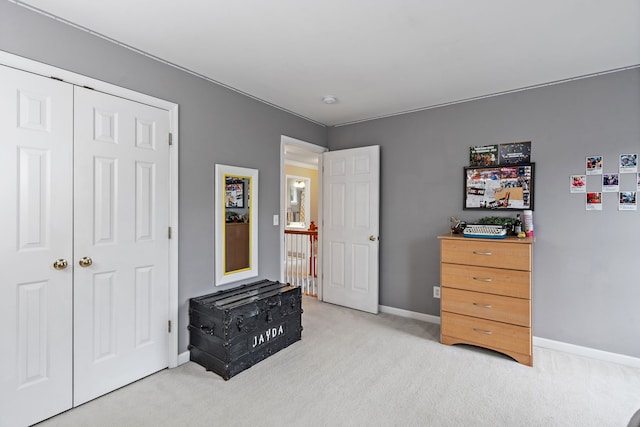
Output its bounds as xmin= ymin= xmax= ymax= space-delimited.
xmin=322 ymin=145 xmax=380 ymax=314
xmin=0 ymin=65 xmax=74 ymax=426
xmin=73 ymin=87 xmax=170 ymax=405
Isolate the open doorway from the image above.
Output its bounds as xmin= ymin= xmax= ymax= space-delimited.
xmin=280 ymin=136 xmax=327 ymax=298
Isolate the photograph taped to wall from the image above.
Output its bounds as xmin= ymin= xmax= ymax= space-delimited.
xmin=602 ymin=173 xmax=619 ymax=192
xmin=620 ymin=153 xmax=638 ymax=173
xmin=586 ymin=155 xmax=603 ymax=175
xmin=570 ymin=174 xmax=586 ymax=193
xmin=619 ymin=191 xmax=637 ymax=211
xmin=464 ymin=163 xmax=534 ymax=210
xmin=586 ymin=192 xmax=602 ymax=211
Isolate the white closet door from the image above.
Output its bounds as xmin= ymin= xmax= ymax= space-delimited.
xmin=0 ymin=65 xmax=74 ymax=426
xmin=72 ymin=87 xmax=170 ymax=405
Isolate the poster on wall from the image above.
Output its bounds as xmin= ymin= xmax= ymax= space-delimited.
xmin=464 ymin=164 xmax=534 ymax=210
xmin=469 ymin=145 xmax=498 ymax=166
xmin=619 ymin=191 xmax=637 ymax=211
xmin=499 ymin=141 xmax=531 ymax=165
xmin=602 ymin=173 xmax=619 ymax=192
xmin=620 ymin=154 xmax=638 ymax=173
xmin=586 ymin=192 xmax=602 ymax=211
xmin=586 ymin=156 xmax=603 ymax=175
xmin=570 ymin=175 xmax=586 ymax=193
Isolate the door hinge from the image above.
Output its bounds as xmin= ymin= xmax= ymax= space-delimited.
xmin=168 ymin=133 xmax=173 ymax=146
xmin=168 ymin=320 xmax=172 ymax=333
xmin=168 ymin=227 xmax=172 ymax=239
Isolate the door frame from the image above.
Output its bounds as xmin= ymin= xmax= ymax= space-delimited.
xmin=279 ymin=135 xmax=327 ymax=299
xmin=0 ymin=51 xmax=180 ymax=368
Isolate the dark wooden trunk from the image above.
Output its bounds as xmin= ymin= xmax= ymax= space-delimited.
xmin=188 ymin=279 xmax=302 ymax=380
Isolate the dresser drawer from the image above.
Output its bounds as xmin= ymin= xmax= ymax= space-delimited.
xmin=441 ymin=287 xmax=530 ymax=327
xmin=441 ymin=263 xmax=531 ymax=299
xmin=441 ymin=239 xmax=531 ymax=271
xmin=441 ymin=311 xmax=531 ymax=356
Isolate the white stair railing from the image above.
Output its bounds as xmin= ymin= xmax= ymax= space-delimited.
xmin=284 ymin=226 xmax=318 ymax=296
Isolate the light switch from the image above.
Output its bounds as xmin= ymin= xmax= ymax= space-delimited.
xmin=273 ymin=214 xmax=279 ymax=226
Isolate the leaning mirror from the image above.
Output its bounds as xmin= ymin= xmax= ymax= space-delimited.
xmin=286 ymin=175 xmax=310 ymax=229
xmin=214 ymin=164 xmax=258 ymax=286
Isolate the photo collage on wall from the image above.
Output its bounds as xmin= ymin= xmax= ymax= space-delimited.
xmin=570 ymin=154 xmax=637 ymax=211
xmin=466 ymin=142 xmax=533 ymax=210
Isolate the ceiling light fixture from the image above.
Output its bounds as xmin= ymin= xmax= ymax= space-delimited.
xmin=322 ymin=95 xmax=338 ymax=105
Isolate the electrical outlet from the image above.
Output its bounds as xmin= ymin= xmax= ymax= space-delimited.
xmin=433 ymin=286 xmax=441 ymax=299
xmin=273 ymin=214 xmax=279 ymax=226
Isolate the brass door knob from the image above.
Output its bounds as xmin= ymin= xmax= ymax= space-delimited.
xmin=79 ymin=257 xmax=93 ymax=268
xmin=53 ymin=259 xmax=68 ymax=270
xmin=369 ymin=235 xmax=378 ymax=241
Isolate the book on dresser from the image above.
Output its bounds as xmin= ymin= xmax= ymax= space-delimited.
xmin=437 ymin=234 xmax=534 ymax=366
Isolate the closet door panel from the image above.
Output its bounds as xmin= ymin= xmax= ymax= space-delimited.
xmin=73 ymin=87 xmax=170 ymax=406
xmin=0 ymin=65 xmax=73 ymax=427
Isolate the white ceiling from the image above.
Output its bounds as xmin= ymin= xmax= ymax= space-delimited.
xmin=16 ymin=0 xmax=640 ymax=127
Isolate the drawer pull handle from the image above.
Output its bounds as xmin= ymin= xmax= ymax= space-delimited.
xmin=473 ymin=328 xmax=493 ymax=335
xmin=473 ymin=303 xmax=493 ymax=309
xmin=472 ymin=277 xmax=492 ymax=282
xmin=472 ymin=251 xmax=492 ymax=256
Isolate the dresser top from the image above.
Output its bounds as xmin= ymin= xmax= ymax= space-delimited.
xmin=438 ymin=234 xmax=535 ymax=244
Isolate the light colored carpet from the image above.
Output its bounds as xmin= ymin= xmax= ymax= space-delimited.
xmin=37 ymin=296 xmax=640 ymax=427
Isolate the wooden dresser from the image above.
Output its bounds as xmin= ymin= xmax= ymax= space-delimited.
xmin=438 ymin=234 xmax=534 ymax=366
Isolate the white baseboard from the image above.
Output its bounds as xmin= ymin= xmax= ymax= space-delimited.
xmin=177 ymin=351 xmax=190 ymax=366
xmin=379 ymin=305 xmax=640 ymax=369
xmin=533 ymin=337 xmax=640 ymax=368
xmin=379 ymin=304 xmax=441 ymax=324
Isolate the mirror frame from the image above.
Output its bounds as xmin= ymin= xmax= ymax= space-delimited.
xmin=214 ymin=164 xmax=259 ymax=286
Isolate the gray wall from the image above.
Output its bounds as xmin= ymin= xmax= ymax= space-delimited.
xmin=0 ymin=1 xmax=327 ymax=352
xmin=328 ymin=68 xmax=640 ymax=358
xmin=2 ymin=1 xmax=638 ymax=360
